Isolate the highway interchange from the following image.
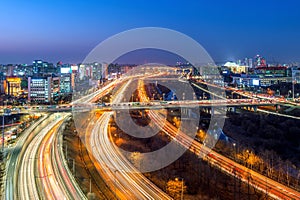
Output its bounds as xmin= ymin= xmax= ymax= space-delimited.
xmin=2 ymin=72 xmax=300 ymax=199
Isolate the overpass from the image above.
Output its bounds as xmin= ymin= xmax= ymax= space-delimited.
xmin=0 ymin=99 xmax=281 ymax=116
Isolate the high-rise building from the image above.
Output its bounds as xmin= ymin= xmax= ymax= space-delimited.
xmin=255 ymin=55 xmax=267 ymax=67
xmin=33 ymin=60 xmax=56 ymax=74
xmin=0 ymin=72 xmax=5 ymax=94
xmin=28 ymin=76 xmax=52 ymax=103
xmin=60 ymin=74 xmax=72 ymax=93
xmin=32 ymin=60 xmax=44 ymax=74
xmin=102 ymin=63 xmax=108 ymax=79
xmin=249 ymin=58 xmax=253 ymax=68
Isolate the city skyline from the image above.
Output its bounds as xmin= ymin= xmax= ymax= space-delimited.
xmin=1 ymin=0 xmax=300 ymax=64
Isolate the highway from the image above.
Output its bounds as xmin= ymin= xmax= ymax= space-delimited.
xmin=17 ymin=113 xmax=65 ymax=199
xmin=82 ymin=78 xmax=171 ymax=199
xmin=192 ymin=80 xmax=300 ymax=119
xmin=36 ymin=113 xmax=86 ymax=199
xmin=15 ymin=113 xmax=86 ymax=200
xmin=138 ymin=79 xmax=300 ymax=200
xmin=87 ymin=112 xmax=172 ymax=200
xmin=4 ymin=114 xmax=48 ymax=200
xmin=4 ymin=72 xmax=298 ymax=199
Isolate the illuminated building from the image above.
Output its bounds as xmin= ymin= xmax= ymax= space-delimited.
xmin=33 ymin=60 xmax=57 ymax=74
xmin=52 ymin=77 xmax=60 ymax=98
xmin=32 ymin=60 xmax=44 ymax=74
xmin=254 ymin=66 xmax=288 ymax=77
xmin=255 ymin=55 xmax=267 ymax=67
xmin=292 ymin=69 xmax=300 ymax=84
xmin=60 ymin=74 xmax=72 ymax=93
xmin=249 ymin=58 xmax=253 ymax=68
xmin=28 ymin=76 xmax=59 ymax=103
xmin=102 ymin=63 xmax=108 ymax=79
xmin=79 ymin=64 xmax=85 ymax=80
xmin=224 ymin=62 xmax=248 ymax=74
xmin=0 ymin=73 xmax=5 ymax=94
xmin=5 ymin=77 xmax=21 ymax=96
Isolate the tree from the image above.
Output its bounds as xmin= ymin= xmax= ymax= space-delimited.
xmin=246 ymin=152 xmax=261 ymax=170
xmin=166 ymin=179 xmax=187 ymax=200
xmin=0 ymin=151 xmax=5 ymax=198
xmin=260 ymin=150 xmax=276 ymax=178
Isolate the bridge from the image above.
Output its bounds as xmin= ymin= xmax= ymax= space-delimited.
xmin=81 ymin=99 xmax=281 ymax=113
xmin=0 ymin=99 xmax=282 ymax=116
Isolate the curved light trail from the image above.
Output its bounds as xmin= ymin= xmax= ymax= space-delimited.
xmin=17 ymin=113 xmax=87 ymax=200
xmin=139 ymin=79 xmax=300 ymax=200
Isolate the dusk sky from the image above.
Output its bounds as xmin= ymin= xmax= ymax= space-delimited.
xmin=1 ymin=0 xmax=300 ymax=65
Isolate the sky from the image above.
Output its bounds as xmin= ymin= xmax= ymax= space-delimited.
xmin=1 ymin=0 xmax=300 ymax=65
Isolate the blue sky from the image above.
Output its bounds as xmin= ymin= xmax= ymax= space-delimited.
xmin=1 ymin=0 xmax=300 ymax=64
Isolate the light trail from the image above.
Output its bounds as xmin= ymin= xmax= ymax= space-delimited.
xmin=139 ymin=79 xmax=300 ymax=200
xmin=84 ymin=77 xmax=172 ymax=199
xmin=18 ymin=114 xmax=65 ymax=199
xmin=17 ymin=113 xmax=87 ymax=200
xmin=87 ymin=112 xmax=172 ymax=200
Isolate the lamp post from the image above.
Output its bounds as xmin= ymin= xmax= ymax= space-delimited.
xmin=175 ymin=177 xmax=184 ymax=200
xmin=233 ymin=143 xmax=237 ymax=161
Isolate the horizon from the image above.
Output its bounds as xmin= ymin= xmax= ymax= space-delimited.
xmin=1 ymin=0 xmax=300 ymax=64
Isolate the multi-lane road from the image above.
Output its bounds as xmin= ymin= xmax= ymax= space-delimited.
xmin=86 ymin=112 xmax=172 ymax=200
xmin=4 ymin=113 xmax=86 ymax=200
xmin=5 ymin=114 xmax=48 ymax=200
xmin=138 ymin=79 xmax=300 ymax=200
xmin=3 ymin=72 xmax=300 ymax=200
xmin=82 ymin=78 xmax=171 ymax=199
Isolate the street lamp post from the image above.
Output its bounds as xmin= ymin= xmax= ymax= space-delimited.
xmin=175 ymin=177 xmax=184 ymax=200
xmin=233 ymin=143 xmax=236 ymax=161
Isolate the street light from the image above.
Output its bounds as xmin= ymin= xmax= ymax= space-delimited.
xmin=233 ymin=143 xmax=236 ymax=160
xmin=175 ymin=177 xmax=184 ymax=200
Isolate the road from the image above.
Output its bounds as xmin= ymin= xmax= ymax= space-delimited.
xmin=5 ymin=114 xmax=48 ymax=200
xmin=139 ymin=79 xmax=300 ymax=200
xmin=83 ymin=78 xmax=171 ymax=199
xmin=13 ymin=113 xmax=86 ymax=200
xmin=192 ymin=80 xmax=300 ymax=119
xmin=17 ymin=113 xmax=65 ymax=199
xmin=86 ymin=112 xmax=172 ymax=200
xmin=35 ymin=113 xmax=86 ymax=199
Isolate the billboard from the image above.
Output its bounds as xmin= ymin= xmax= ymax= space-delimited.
xmin=71 ymin=65 xmax=78 ymax=71
xmin=61 ymin=67 xmax=71 ymax=74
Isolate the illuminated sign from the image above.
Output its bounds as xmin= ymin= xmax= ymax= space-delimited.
xmin=252 ymin=79 xmax=260 ymax=86
xmin=61 ymin=67 xmax=71 ymax=74
xmin=71 ymin=65 xmax=78 ymax=71
xmin=32 ymin=79 xmax=44 ymax=82
xmin=6 ymin=77 xmax=21 ymax=82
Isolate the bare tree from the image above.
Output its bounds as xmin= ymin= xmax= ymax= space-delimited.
xmin=166 ymin=179 xmax=187 ymax=200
